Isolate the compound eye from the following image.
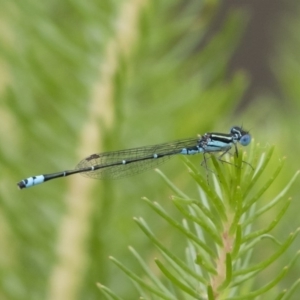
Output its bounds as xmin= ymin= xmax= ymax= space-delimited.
xmin=239 ymin=134 xmax=251 ymax=146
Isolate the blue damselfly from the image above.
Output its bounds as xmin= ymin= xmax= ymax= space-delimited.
xmin=17 ymin=126 xmax=251 ymax=189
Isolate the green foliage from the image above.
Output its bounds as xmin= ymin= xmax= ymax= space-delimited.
xmin=99 ymin=146 xmax=300 ymax=299
xmin=1 ymin=1 xmax=300 ymax=300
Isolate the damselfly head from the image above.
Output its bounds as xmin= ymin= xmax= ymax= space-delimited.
xmin=230 ymin=126 xmax=251 ymax=146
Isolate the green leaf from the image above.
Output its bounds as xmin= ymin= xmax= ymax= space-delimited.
xmin=281 ymin=277 xmax=300 ymax=300
xmin=171 ymin=196 xmax=223 ymax=232
xmin=217 ymin=253 xmax=232 ymax=291
xmin=109 ymin=256 xmax=177 ymax=300
xmin=128 ymin=246 xmax=176 ymax=297
xmin=155 ymin=168 xmax=189 ymax=198
xmin=97 ymin=283 xmax=124 ymax=300
xmin=242 ymin=158 xmax=286 ymax=213
xmin=235 ymin=230 xmax=299 ymax=276
xmin=242 ymin=145 xmax=275 ymax=197
xmin=243 ymin=170 xmax=300 ymax=226
xmin=195 ymin=252 xmax=218 ymax=275
xmin=155 ymin=258 xmax=202 ymax=299
xmin=228 ymin=267 xmax=289 ymax=299
xmin=242 ymin=199 xmax=292 ymax=242
xmin=142 ymin=197 xmax=216 ymax=257
xmin=207 ymin=285 xmax=215 ymax=300
xmin=229 ymin=186 xmax=243 ymax=235
xmin=189 ymin=170 xmax=227 ymax=221
xmin=231 ymin=224 xmax=242 ymax=258
xmin=173 ymin=199 xmax=223 ymax=245
xmin=133 ymin=217 xmax=208 ymax=285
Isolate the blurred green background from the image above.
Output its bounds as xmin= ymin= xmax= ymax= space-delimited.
xmin=1 ymin=0 xmax=300 ymax=299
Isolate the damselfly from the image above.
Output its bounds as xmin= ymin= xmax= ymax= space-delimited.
xmin=17 ymin=126 xmax=251 ymax=189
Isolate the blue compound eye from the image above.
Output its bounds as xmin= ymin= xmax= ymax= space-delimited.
xmin=239 ymin=134 xmax=251 ymax=146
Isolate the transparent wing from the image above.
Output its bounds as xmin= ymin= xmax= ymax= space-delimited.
xmin=76 ymin=137 xmax=200 ymax=179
